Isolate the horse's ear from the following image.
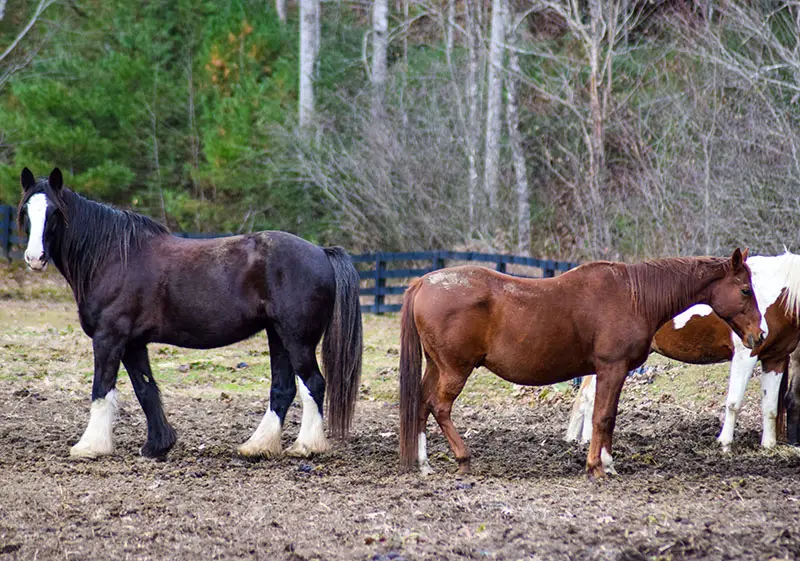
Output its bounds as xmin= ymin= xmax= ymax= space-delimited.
xmin=49 ymin=168 xmax=63 ymax=192
xmin=741 ymin=247 xmax=749 ymax=261
xmin=21 ymin=168 xmax=35 ymax=191
xmin=731 ymin=248 xmax=744 ymax=270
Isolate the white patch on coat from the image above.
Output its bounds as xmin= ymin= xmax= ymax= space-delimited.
xmin=427 ymin=271 xmax=471 ymax=289
xmin=672 ymin=304 xmax=713 ymax=330
xmin=70 ymin=389 xmax=118 ymax=458
xmin=238 ymin=409 xmax=282 ymax=457
xmin=418 ymin=432 xmax=433 ymax=476
xmin=24 ymin=193 xmax=48 ymax=270
xmin=286 ymin=377 xmax=330 ymax=457
xmin=601 ymin=447 xmax=617 ymax=476
xmin=760 ymin=370 xmax=783 ymax=449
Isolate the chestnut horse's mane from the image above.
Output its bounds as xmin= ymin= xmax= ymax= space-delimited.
xmin=624 ymin=256 xmax=730 ymax=327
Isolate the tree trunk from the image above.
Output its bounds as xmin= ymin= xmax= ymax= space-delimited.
xmin=466 ymin=0 xmax=481 ymax=232
xmin=275 ymin=0 xmax=287 ymax=22
xmin=483 ymin=0 xmax=506 ymax=220
xmin=446 ymin=0 xmax=456 ymax=51
xmin=371 ymin=0 xmax=389 ymax=119
xmin=299 ymin=0 xmax=318 ymax=129
xmin=505 ymin=13 xmax=529 ymax=255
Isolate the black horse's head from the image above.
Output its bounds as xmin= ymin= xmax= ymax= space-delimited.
xmin=18 ymin=167 xmax=67 ymax=271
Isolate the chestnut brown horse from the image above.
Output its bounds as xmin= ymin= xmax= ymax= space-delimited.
xmin=399 ymin=250 xmax=764 ymax=478
xmin=567 ymin=252 xmax=800 ymax=450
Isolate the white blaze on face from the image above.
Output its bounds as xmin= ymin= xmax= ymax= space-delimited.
xmin=672 ymin=304 xmax=714 ymax=330
xmin=24 ymin=193 xmax=49 ymax=270
xmin=70 ymin=389 xmax=118 ymax=458
xmin=286 ymin=377 xmax=330 ymax=456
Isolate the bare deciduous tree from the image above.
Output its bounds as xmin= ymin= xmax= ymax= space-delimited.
xmin=483 ymin=0 xmax=507 ymax=219
xmin=298 ymin=0 xmax=319 ymax=129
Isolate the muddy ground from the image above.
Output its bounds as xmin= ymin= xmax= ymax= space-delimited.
xmin=1 ymin=273 xmax=799 ymax=561
xmin=1 ymin=379 xmax=799 ymax=561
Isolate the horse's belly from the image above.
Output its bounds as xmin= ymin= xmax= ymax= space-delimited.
xmin=485 ymin=351 xmax=592 ymax=386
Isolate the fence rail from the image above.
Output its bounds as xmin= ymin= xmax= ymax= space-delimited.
xmin=1 ymin=205 xmax=580 ymax=313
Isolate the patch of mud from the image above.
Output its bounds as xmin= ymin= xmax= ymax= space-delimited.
xmin=1 ymin=381 xmax=799 ymax=561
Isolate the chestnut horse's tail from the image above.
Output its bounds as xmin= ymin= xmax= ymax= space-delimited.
xmin=322 ymin=247 xmax=363 ymax=440
xmin=399 ymin=280 xmax=423 ymax=471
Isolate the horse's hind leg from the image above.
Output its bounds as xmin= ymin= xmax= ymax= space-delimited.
xmin=285 ymin=342 xmax=331 ymax=457
xmin=414 ymin=357 xmax=439 ymax=475
xmin=122 ymin=346 xmax=177 ymax=459
xmin=238 ymin=326 xmax=295 ymax=458
xmin=70 ymin=332 xmax=126 ymax=458
xmin=565 ymin=375 xmax=595 ymax=443
xmin=426 ymin=360 xmax=472 ymax=474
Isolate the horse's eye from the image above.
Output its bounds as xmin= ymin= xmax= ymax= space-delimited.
xmin=741 ymin=288 xmax=752 ymax=297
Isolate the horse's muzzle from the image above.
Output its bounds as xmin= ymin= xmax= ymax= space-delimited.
xmin=745 ymin=331 xmax=766 ymax=351
xmin=24 ymin=253 xmax=48 ymax=271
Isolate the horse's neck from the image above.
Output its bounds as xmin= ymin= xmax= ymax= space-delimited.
xmin=749 ymin=254 xmax=800 ymax=318
xmin=630 ymin=258 xmax=726 ymax=330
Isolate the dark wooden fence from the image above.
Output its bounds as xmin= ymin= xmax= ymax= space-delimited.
xmin=353 ymin=251 xmax=579 ymax=313
xmin=2 ymin=204 xmax=579 ymax=314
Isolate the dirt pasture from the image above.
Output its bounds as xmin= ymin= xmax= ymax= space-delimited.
xmin=1 ymin=271 xmax=800 ymax=561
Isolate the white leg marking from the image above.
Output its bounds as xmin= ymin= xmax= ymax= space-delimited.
xmin=566 ymin=377 xmax=589 ymax=442
xmin=581 ymin=376 xmax=596 ymax=444
xmin=24 ymin=193 xmax=48 ymax=271
xmin=70 ymin=389 xmax=118 ymax=458
xmin=760 ymin=370 xmax=782 ymax=449
xmin=418 ymin=432 xmax=434 ymax=476
xmin=600 ymin=447 xmax=617 ymax=476
xmin=718 ymin=334 xmax=758 ymax=452
xmin=286 ymin=377 xmax=330 ymax=457
xmin=238 ymin=409 xmax=282 ymax=457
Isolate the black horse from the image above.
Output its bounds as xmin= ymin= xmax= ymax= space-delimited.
xmin=18 ymin=167 xmax=362 ymax=460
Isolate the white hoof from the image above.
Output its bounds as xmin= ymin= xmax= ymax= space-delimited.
xmin=419 ymin=461 xmax=434 ymax=476
xmin=237 ymin=439 xmax=282 ymax=458
xmin=285 ymin=437 xmax=331 ymax=458
xmin=70 ymin=439 xmax=113 ymax=459
xmin=238 ymin=410 xmax=282 ymax=458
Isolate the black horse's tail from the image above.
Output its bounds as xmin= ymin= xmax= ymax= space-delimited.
xmin=322 ymin=247 xmax=363 ymax=440
xmin=399 ymin=280 xmax=423 ymax=471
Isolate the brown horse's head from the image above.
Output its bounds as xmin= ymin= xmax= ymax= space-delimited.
xmin=708 ymin=248 xmax=764 ymax=350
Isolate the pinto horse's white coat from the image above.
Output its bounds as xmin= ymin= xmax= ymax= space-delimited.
xmin=567 ymin=252 xmax=800 ymax=449
xmin=23 ymin=193 xmax=48 ymax=270
xmin=70 ymin=389 xmax=119 ymax=458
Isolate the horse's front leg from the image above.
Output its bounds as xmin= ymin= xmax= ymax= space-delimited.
xmin=70 ymin=331 xmax=126 ymax=458
xmin=586 ymin=362 xmax=627 ymax=479
xmin=122 ymin=346 xmax=177 ymax=459
xmin=758 ymin=357 xmax=786 ymax=449
xmin=788 ymin=346 xmax=800 ymax=445
xmin=717 ymin=336 xmax=758 ymax=452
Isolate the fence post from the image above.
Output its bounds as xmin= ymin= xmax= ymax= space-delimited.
xmin=432 ymin=251 xmax=444 ymax=271
xmin=374 ymin=253 xmax=386 ymax=315
xmin=496 ymin=260 xmax=507 ymax=274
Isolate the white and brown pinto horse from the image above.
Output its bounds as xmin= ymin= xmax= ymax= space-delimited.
xmin=399 ymin=251 xmax=764 ymax=478
xmin=566 ymin=252 xmax=800 ymax=451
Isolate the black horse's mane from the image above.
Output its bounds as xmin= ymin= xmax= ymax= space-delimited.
xmin=20 ymin=181 xmax=170 ymax=303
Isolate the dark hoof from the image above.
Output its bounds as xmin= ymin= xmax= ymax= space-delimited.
xmin=141 ymin=427 xmax=177 ymax=460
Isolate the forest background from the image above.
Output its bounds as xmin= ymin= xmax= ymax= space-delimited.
xmin=1 ymin=0 xmax=799 ymax=261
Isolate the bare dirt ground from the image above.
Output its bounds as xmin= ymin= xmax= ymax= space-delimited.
xmin=1 ymin=267 xmax=800 ymax=561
